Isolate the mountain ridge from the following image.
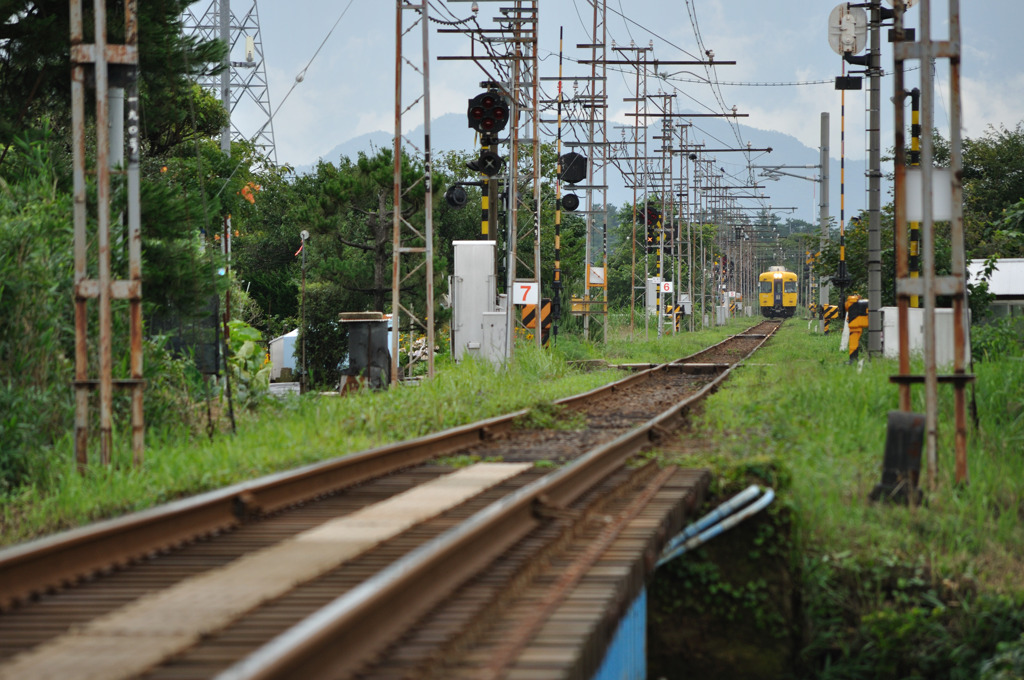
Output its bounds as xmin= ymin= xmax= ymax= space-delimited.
xmin=295 ymin=112 xmax=874 ymax=226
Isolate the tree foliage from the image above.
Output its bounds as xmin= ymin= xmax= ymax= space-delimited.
xmin=962 ymin=123 xmax=1024 ymax=258
xmin=0 ymin=0 xmax=225 ymax=157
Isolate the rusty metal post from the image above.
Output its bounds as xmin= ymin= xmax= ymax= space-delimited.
xmin=125 ymin=0 xmax=144 ymax=465
xmin=94 ymin=0 xmax=113 ymax=465
xmin=71 ymin=0 xmax=89 ymax=472
xmin=947 ymin=0 xmax=969 ymax=484
xmin=392 ymin=0 xmax=435 ymax=384
xmin=891 ymin=1 xmax=912 ymax=412
xmin=919 ymin=0 xmax=939 ymax=487
xmin=530 ymin=1 xmax=542 ymax=351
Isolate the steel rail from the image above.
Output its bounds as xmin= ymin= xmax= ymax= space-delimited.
xmin=217 ymin=322 xmax=779 ymax=680
xmin=0 ymin=322 xmax=775 ymax=611
xmin=0 ymin=412 xmax=520 ymax=608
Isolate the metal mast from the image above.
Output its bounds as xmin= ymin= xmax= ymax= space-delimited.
xmin=440 ymin=0 xmax=542 ymax=354
xmin=891 ymin=0 xmax=971 ymax=488
xmin=71 ymin=0 xmax=144 ymax=468
xmin=391 ymin=0 xmax=435 ymax=383
xmin=182 ymin=0 xmax=277 ymax=162
xmin=584 ymin=0 xmax=609 ymax=342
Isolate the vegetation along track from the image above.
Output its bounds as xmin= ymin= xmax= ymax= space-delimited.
xmin=0 ymin=321 xmax=779 ymax=680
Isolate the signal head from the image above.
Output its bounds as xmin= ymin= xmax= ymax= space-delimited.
xmin=444 ymin=185 xmax=468 ymax=208
xmin=467 ymin=91 xmax=510 ymax=134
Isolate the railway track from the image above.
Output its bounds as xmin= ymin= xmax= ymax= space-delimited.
xmin=0 ymin=320 xmax=780 ymax=680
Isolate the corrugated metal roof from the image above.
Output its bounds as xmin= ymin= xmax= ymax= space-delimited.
xmin=968 ymin=258 xmax=1024 ymax=297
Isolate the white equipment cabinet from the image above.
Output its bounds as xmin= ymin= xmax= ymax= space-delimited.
xmin=450 ymin=241 xmax=500 ymax=363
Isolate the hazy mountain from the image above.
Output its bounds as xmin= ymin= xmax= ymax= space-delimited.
xmin=297 ymin=112 xmax=873 ymax=227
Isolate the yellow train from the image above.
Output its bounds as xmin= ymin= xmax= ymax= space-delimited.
xmin=758 ymin=266 xmax=798 ymax=318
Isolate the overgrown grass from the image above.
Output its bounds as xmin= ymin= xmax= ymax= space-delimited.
xmin=0 ymin=320 xmax=764 ymax=546
xmin=0 ymin=346 xmax=589 ymax=543
xmin=687 ymin=322 xmax=1024 ymax=592
xmin=659 ymin=320 xmax=1024 ymax=678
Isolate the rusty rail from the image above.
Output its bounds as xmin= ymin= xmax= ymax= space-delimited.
xmin=0 ymin=413 xmax=516 ymax=608
xmin=0 ymin=322 xmax=775 ymax=613
xmin=215 ymin=322 xmax=778 ymax=680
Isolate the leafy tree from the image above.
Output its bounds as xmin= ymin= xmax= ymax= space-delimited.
xmin=297 ymin=148 xmax=428 ymax=313
xmin=962 ymin=123 xmax=1024 ymax=258
xmin=0 ymin=0 xmax=225 ymax=157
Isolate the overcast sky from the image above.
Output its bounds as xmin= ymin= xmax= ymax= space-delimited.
xmin=217 ymin=0 xmax=1022 ymax=188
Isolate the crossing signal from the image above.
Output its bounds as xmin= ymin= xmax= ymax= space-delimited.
xmin=644 ymin=205 xmax=662 ymax=253
xmin=467 ymin=92 xmax=510 ymax=134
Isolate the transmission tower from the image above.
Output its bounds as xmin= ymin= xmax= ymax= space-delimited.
xmin=182 ymin=0 xmax=277 ymax=163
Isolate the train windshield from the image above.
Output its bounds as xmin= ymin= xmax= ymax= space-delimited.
xmin=784 ymin=280 xmax=797 ymax=293
xmin=759 ymin=280 xmax=773 ymax=294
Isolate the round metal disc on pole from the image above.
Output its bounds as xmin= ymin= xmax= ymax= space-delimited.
xmin=828 ymin=4 xmax=868 ymax=55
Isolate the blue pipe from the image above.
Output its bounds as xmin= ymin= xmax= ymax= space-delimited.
xmin=661 ymin=484 xmax=762 ymax=555
xmin=656 ymin=486 xmax=775 ymax=568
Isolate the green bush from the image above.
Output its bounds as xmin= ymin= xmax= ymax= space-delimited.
xmin=972 ymin=317 xmax=1024 ymax=361
xmin=0 ymin=133 xmax=76 ymax=489
xmin=226 ymin=320 xmax=271 ymax=409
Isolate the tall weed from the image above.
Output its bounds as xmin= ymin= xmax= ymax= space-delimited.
xmin=0 ymin=137 xmax=76 ymax=489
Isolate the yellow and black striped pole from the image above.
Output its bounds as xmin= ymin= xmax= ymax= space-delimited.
xmin=909 ymin=87 xmax=921 ymax=308
xmin=480 ymin=187 xmax=489 ymax=236
xmin=823 ymin=304 xmax=839 ymax=334
xmin=834 ymin=58 xmax=852 ymax=312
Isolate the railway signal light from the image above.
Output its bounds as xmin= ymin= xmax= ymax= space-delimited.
xmin=561 ymin=193 xmax=580 ymax=212
xmin=467 ymin=91 xmax=510 ymax=135
xmin=444 ymin=185 xmax=468 ymax=208
xmin=644 ymin=205 xmax=662 ymax=253
xmin=557 ymin=152 xmax=587 ymax=185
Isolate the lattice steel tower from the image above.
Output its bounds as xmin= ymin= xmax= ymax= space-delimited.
xmin=182 ymin=0 xmax=277 ymax=163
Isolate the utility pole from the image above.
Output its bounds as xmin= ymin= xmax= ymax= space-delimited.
xmin=820 ymin=112 xmax=830 ymax=309
xmin=71 ymin=0 xmax=144 ymax=468
xmin=891 ymin=0 xmax=971 ymax=488
xmin=586 ymin=0 xmax=609 ymax=342
xmin=392 ymin=0 xmax=435 ymax=383
xmin=439 ymin=0 xmax=542 ymax=355
xmin=866 ymin=0 xmax=883 ymax=356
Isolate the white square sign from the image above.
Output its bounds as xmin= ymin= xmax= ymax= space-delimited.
xmin=660 ymin=281 xmax=673 ymax=294
xmin=512 ymin=280 xmax=539 ymax=305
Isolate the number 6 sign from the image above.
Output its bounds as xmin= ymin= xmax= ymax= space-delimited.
xmin=512 ymin=280 xmax=539 ymax=305
xmin=660 ymin=281 xmax=673 ymax=294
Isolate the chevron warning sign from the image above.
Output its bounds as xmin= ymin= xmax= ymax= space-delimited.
xmin=522 ymin=298 xmax=552 ymax=346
